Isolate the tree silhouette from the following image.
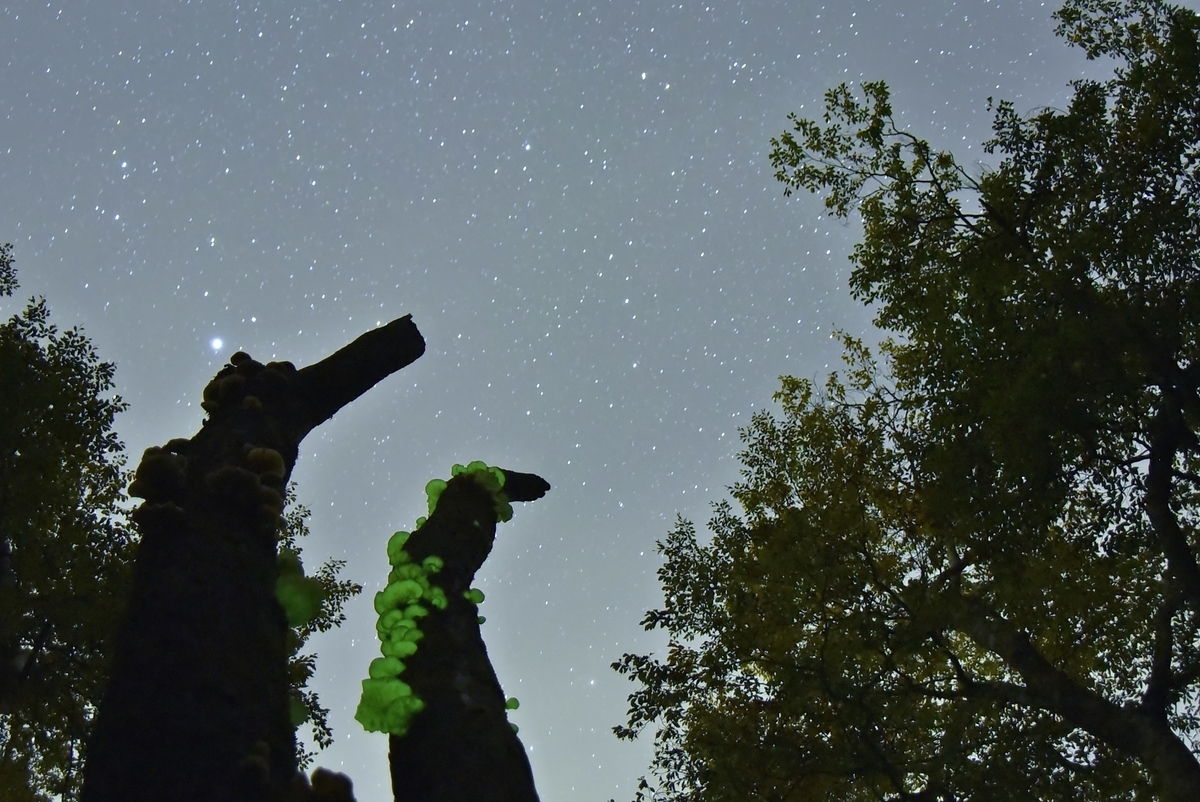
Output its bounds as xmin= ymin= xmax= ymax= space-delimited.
xmin=353 ymin=462 xmax=549 ymax=802
xmin=0 ymin=244 xmax=134 ymax=801
xmin=617 ymin=0 xmax=1200 ymax=799
xmin=81 ymin=316 xmax=425 ymax=802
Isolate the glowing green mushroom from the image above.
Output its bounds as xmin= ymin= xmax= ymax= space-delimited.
xmin=425 ymin=478 xmax=448 ymax=514
xmin=369 ymin=656 xmax=406 ymax=678
xmin=389 ymin=563 xmax=428 ymax=583
xmin=356 ymin=677 xmax=425 ymax=735
xmin=377 ymin=609 xmax=410 ymax=633
xmin=360 ymin=460 xmax=527 ymax=738
xmin=426 ymin=586 xmax=448 ymax=610
xmin=387 ymin=531 xmax=411 ymax=565
xmin=405 ymin=602 xmax=431 ymax=619
xmin=382 ymin=638 xmax=419 ymax=659
xmin=374 ymin=579 xmax=424 ymax=614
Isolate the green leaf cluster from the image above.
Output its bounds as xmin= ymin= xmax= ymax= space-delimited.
xmin=618 ymin=2 xmax=1200 ymax=800
xmin=277 ymin=487 xmax=364 ymax=770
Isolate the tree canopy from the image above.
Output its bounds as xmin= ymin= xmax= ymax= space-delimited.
xmin=615 ymin=1 xmax=1200 ymax=799
xmin=0 ymin=244 xmax=135 ymax=801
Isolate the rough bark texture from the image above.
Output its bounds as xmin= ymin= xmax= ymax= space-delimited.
xmin=387 ymin=469 xmax=550 ymax=802
xmin=81 ymin=315 xmax=425 ymax=802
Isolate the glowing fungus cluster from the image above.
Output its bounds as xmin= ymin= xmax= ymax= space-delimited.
xmin=355 ymin=460 xmax=513 ymax=736
xmin=354 ymin=528 xmax=446 ymax=735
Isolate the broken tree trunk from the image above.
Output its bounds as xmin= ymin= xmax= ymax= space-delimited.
xmin=383 ymin=468 xmax=550 ymax=802
xmin=81 ymin=315 xmax=425 ymax=802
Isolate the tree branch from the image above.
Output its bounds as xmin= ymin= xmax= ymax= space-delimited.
xmin=948 ymin=591 xmax=1200 ymax=802
xmin=1146 ymin=395 xmax=1200 ymax=613
xmin=291 ymin=314 xmax=426 ymax=437
xmin=1151 ymin=591 xmax=1186 ymax=720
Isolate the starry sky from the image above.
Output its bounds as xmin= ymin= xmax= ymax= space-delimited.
xmin=1 ymin=0 xmax=1179 ymax=799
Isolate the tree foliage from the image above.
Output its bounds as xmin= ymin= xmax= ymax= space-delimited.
xmin=0 ymin=245 xmax=135 ymax=802
xmin=278 ymin=488 xmax=363 ymax=770
xmin=615 ymin=1 xmax=1200 ymax=799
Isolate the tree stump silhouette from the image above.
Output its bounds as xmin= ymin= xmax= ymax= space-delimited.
xmin=82 ymin=316 xmax=425 ymax=802
xmin=378 ymin=467 xmax=550 ymax=802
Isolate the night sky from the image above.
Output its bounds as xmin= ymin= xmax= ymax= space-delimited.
xmin=0 ymin=0 xmax=1173 ymax=799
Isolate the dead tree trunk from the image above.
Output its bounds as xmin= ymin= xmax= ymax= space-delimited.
xmin=81 ymin=316 xmax=425 ymax=802
xmin=385 ymin=468 xmax=550 ymax=802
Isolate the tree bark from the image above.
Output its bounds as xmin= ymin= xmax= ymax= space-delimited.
xmin=81 ymin=316 xmax=425 ymax=802
xmin=951 ymin=592 xmax=1200 ymax=802
xmin=1146 ymin=394 xmax=1200 ymax=612
xmin=387 ymin=469 xmax=549 ymax=802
